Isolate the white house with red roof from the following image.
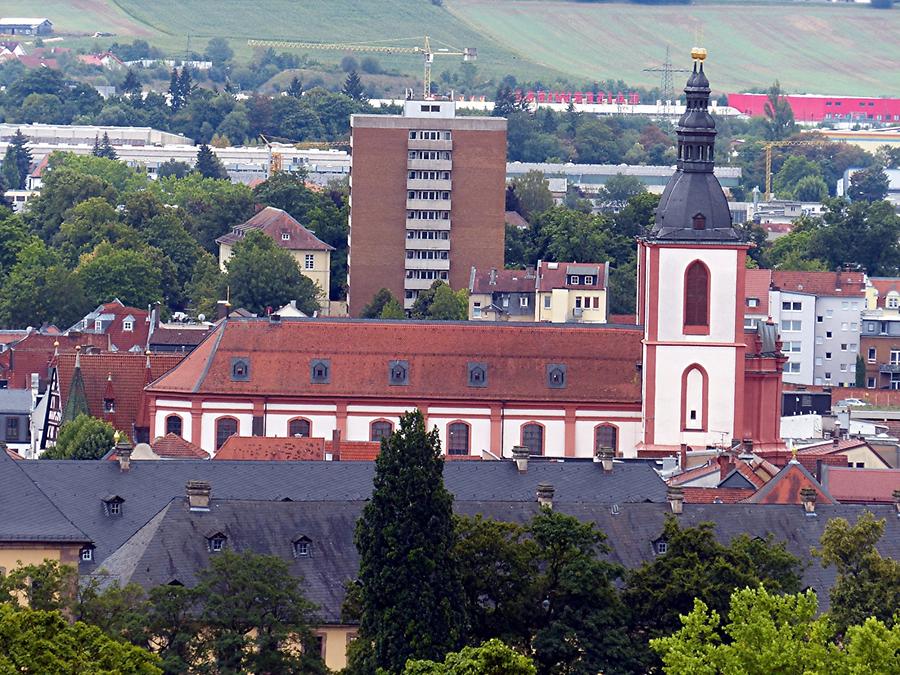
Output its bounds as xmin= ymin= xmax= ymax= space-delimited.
xmin=216 ymin=206 xmax=334 ymax=304
xmin=68 ymin=300 xmax=150 ymax=352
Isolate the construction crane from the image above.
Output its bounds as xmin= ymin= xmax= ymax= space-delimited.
xmin=258 ymin=134 xmax=283 ymax=177
xmin=764 ymin=139 xmax=842 ymax=201
xmin=247 ymin=36 xmax=476 ymax=99
xmin=642 ymin=46 xmax=690 ymax=104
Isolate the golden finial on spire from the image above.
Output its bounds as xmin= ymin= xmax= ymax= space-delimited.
xmin=113 ymin=430 xmax=121 ymax=444
xmin=790 ymin=441 xmax=798 ymax=461
xmin=691 ymin=46 xmax=707 ymax=62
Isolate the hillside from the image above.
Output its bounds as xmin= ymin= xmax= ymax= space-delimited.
xmin=2 ymin=0 xmax=897 ymax=95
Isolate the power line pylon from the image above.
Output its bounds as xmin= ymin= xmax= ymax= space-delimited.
xmin=643 ymin=46 xmax=690 ymax=103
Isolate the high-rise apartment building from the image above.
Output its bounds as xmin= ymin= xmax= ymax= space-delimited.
xmin=347 ymin=100 xmax=507 ymax=315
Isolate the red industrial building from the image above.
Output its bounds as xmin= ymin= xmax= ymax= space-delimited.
xmin=728 ymin=93 xmax=900 ymax=124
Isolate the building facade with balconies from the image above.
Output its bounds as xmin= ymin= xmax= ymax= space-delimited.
xmin=348 ymin=100 xmax=506 ymax=315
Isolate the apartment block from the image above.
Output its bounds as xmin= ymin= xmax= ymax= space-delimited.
xmin=861 ymin=277 xmax=900 ymax=389
xmin=348 ymin=100 xmax=507 ymax=315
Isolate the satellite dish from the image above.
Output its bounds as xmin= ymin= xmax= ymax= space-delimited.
xmin=197 ymin=313 xmax=206 ymax=322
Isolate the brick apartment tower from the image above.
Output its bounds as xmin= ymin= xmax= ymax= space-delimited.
xmin=348 ymin=100 xmax=507 ymax=315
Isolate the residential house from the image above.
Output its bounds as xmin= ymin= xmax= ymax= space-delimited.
xmin=861 ymin=277 xmax=900 ymax=389
xmin=69 ymin=300 xmax=150 ymax=352
xmin=0 ymin=330 xmax=106 ymax=391
xmin=0 ymin=389 xmax=32 ymax=454
xmin=76 ymin=52 xmax=125 ymax=69
xmin=216 ymin=206 xmax=333 ymax=305
xmin=468 ymin=267 xmax=536 ymax=321
xmin=819 ymin=465 xmax=900 ymax=504
xmin=535 ymin=262 xmax=609 ymax=324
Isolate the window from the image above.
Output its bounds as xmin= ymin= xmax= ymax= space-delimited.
xmin=103 ymin=398 xmax=115 ymax=413
xmin=816 ymin=336 xmax=824 ymax=345
xmin=231 ymin=358 xmax=250 ymax=381
xmin=744 ymin=318 xmax=757 ymax=329
xmin=815 ymin=357 xmax=822 ymax=366
xmin=781 ymin=320 xmax=802 ymax=331
xmin=840 ymin=364 xmax=848 ymax=372
xmin=94 ymin=319 xmax=102 ymax=331
xmin=868 ymin=347 xmax=877 ymax=362
xmin=80 ymin=547 xmax=93 ymax=562
xmin=584 ymin=276 xmax=594 ymax=285
xmin=682 ymin=365 xmax=707 ymax=430
xmin=825 ymin=372 xmax=832 ymax=380
xmin=569 ymin=275 xmax=580 ymax=285
xmin=594 ymin=425 xmax=618 ymax=453
xmin=389 ymin=360 xmax=409 ymax=386
xmin=467 ymin=362 xmax=487 ymax=388
xmin=842 ymin=301 xmax=849 ymax=310
xmin=305 ymin=254 xmax=314 ymax=269
xmin=547 ymin=364 xmax=567 ymax=389
xmin=447 ymin=422 xmax=470 ymax=455
xmin=841 ymin=322 xmax=848 ymax=331
xmin=817 ymin=316 xmax=824 ymax=323
xmin=521 ymin=423 xmax=544 ymax=455
xmin=868 ymin=322 xmax=877 ymax=332
xmin=103 ymin=496 xmax=124 ymax=517
xmin=543 ymin=295 xmax=551 ymax=309
xmin=867 ymin=377 xmax=876 ymax=388
xmin=826 ymin=331 xmax=833 ymax=339
xmin=684 ymin=261 xmax=709 ymax=331
xmin=575 ymin=297 xmax=582 ymax=309
xmin=783 ymin=342 xmax=801 ymax=353
xmin=289 ymin=419 xmax=311 ymax=437
xmin=208 ymin=534 xmax=226 ymax=553
xmin=782 ymin=301 xmax=802 ymax=311
xmin=891 ymin=350 xmax=900 ymax=366
xmin=310 ymin=359 xmax=330 ymax=384
xmin=691 ymin=212 xmax=706 ymax=230
xmin=784 ymin=362 xmax=801 ymax=373
xmin=656 ymin=540 xmax=668 ymax=555
xmin=165 ymin=415 xmax=182 ymax=436
xmin=519 ymin=296 xmax=528 ymax=308
xmin=826 ymin=352 xmax=832 ymax=359
xmin=747 ymin=298 xmax=759 ymax=308
xmin=473 ymin=303 xmax=481 ymax=318
xmin=888 ymin=294 xmax=899 ymax=309
xmin=123 ymin=319 xmax=133 ymax=331
xmin=282 ymin=232 xmax=291 ymax=241
xmin=293 ymin=537 xmax=311 ymax=558
xmin=5 ymin=417 xmax=17 ymax=441
xmin=827 ymin=309 xmax=834 ymax=318
xmin=215 ymin=418 xmax=238 ymax=450
xmin=370 ymin=420 xmax=393 ymax=442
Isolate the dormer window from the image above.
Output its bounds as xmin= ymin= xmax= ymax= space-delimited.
xmin=310 ymin=359 xmax=330 ymax=384
xmin=123 ymin=319 xmax=134 ymax=331
xmin=103 ymin=398 xmax=115 ymax=413
xmin=584 ymin=276 xmax=594 ymax=285
xmin=389 ymin=360 xmax=409 ymax=386
xmin=231 ymin=358 xmax=250 ymax=381
xmin=102 ymin=496 xmax=124 ymax=517
xmin=80 ymin=546 xmax=94 ymax=562
xmin=692 ymin=212 xmax=706 ymax=230
xmin=547 ymin=364 xmax=567 ymax=389
xmin=467 ymin=362 xmax=487 ymax=388
xmin=569 ymin=275 xmax=580 ymax=285
xmin=207 ymin=533 xmax=227 ymax=553
xmin=94 ymin=319 xmax=103 ymax=331
xmin=281 ymin=232 xmax=290 ymax=241
xmin=654 ymin=539 xmax=668 ymax=555
xmin=292 ymin=536 xmax=312 ymax=558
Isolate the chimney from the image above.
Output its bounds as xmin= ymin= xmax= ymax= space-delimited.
xmin=667 ymin=485 xmax=684 ymax=515
xmin=525 ymin=264 xmax=536 ymax=279
xmin=679 ymin=443 xmax=688 ymax=470
xmin=536 ymin=482 xmax=555 ymax=509
xmin=114 ymin=432 xmax=132 ymax=472
xmin=717 ymin=453 xmax=733 ymax=481
xmin=489 ymin=267 xmax=497 ymax=286
xmin=892 ymin=489 xmax=900 ymax=518
xmin=596 ymin=446 xmax=614 ymax=473
xmin=512 ymin=446 xmax=529 ymax=473
xmin=330 ymin=428 xmax=341 ymax=461
xmin=216 ymin=300 xmax=231 ymax=320
xmin=186 ymin=480 xmax=212 ymax=511
xmin=800 ymin=487 xmax=817 ymax=516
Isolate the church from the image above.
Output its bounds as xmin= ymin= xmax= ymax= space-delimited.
xmin=145 ymin=53 xmax=786 ymax=459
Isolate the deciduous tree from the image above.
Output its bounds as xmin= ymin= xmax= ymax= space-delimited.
xmin=405 ymin=639 xmax=536 ymax=675
xmin=41 ymin=414 xmax=117 ymax=460
xmin=848 ymin=165 xmax=890 ymax=202
xmin=76 ymin=243 xmax=163 ymax=308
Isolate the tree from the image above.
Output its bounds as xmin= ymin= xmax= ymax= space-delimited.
xmin=405 ymin=639 xmax=536 ymax=675
xmin=763 ymin=80 xmax=796 ymax=141
xmin=848 ymin=165 xmax=890 ymax=202
xmin=185 ymin=252 xmax=223 ymax=318
xmin=342 ymin=69 xmax=366 ymax=101
xmin=0 ymin=605 xmax=161 ymax=674
xmin=510 ymin=171 xmax=554 ymax=220
xmin=0 ymin=240 xmax=88 ymax=329
xmin=624 ymin=517 xmax=802 ymax=666
xmin=1 ymin=560 xmax=78 ymax=612
xmin=493 ymin=84 xmax=525 ymax=117
xmin=792 ymin=174 xmax=829 ymax=202
xmin=42 ymin=414 xmax=117 ymax=460
xmin=855 ymin=355 xmax=866 ymax=387
xmin=535 ymin=207 xmax=621 ymax=264
xmin=92 ymin=132 xmax=118 ymax=160
xmin=379 ymin=297 xmax=406 ymax=319
xmin=814 ymin=511 xmax=900 ymax=634
xmin=596 ymin=173 xmax=647 ymax=206
xmin=48 ymin=152 xmax=148 ymax=193
xmin=361 ymin=288 xmax=399 ymax=318
xmin=196 ymin=550 xmax=326 ymax=674
xmin=76 ymin=244 xmax=163 ymax=308
xmin=287 ymin=75 xmax=304 ymax=98
xmin=772 ymin=155 xmax=823 ymax=198
xmin=1 ymin=129 xmax=32 ymax=190
xmin=194 ymin=143 xmax=228 ymax=180
xmin=350 ymin=410 xmax=466 ymax=673
xmin=156 ymin=159 xmax=191 ymax=179
xmin=225 ymin=229 xmax=321 ymax=315
xmin=121 ymin=69 xmax=142 ymax=98
xmin=650 ymin=587 xmax=900 ymax=675
xmin=0 ymin=212 xmax=37 ymax=279
xmin=427 ymin=283 xmax=468 ymax=320
xmin=204 ymin=37 xmax=233 ymax=66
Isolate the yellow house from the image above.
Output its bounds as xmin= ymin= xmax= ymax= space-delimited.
xmin=216 ymin=207 xmax=334 ymax=305
xmin=534 ymin=262 xmax=609 ymax=324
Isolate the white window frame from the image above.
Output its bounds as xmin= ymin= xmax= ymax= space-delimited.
xmin=304 ymin=254 xmax=314 ymax=270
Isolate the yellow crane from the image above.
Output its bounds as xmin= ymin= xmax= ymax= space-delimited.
xmin=247 ymin=36 xmax=476 ymax=99
xmin=764 ymin=139 xmax=843 ymax=201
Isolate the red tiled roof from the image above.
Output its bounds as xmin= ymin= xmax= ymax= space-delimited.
xmin=536 ymin=261 xmax=607 ymax=292
xmin=328 ymin=440 xmax=381 ymax=461
xmin=868 ymin=277 xmax=900 ymax=309
xmin=58 ymin=352 xmax=185 ymax=434
xmin=682 ymin=487 xmax=755 ymax=503
xmin=821 ymin=466 xmax=900 ymax=504
xmin=744 ymin=269 xmax=772 ymax=316
xmin=747 ymin=462 xmax=835 ymax=505
xmin=86 ymin=301 xmax=150 ymax=352
xmin=608 ymin=314 xmax=636 ymax=325
xmin=797 ymin=438 xmax=869 ymax=457
xmin=151 ymin=433 xmax=207 ymax=459
xmin=732 ymin=461 xmax=768 ymax=489
xmin=214 ymin=436 xmax=325 ymax=461
xmin=0 ymin=332 xmax=107 ymax=389
xmin=669 ymin=461 xmax=718 ymax=486
xmin=470 ymin=268 xmax=536 ymax=294
xmin=147 ymin=318 xmax=644 ymax=405
xmin=771 ymin=270 xmax=866 ymax=298
xmin=215 ymin=206 xmax=333 ymax=251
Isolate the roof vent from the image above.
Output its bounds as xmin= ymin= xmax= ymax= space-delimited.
xmin=186 ymin=480 xmax=211 ymax=511
xmin=596 ymin=446 xmax=614 ymax=473
xmin=536 ymin=482 xmax=555 ymax=509
xmin=667 ymin=485 xmax=684 ymax=515
xmin=800 ymin=487 xmax=817 ymax=516
xmin=512 ymin=446 xmax=529 ymax=473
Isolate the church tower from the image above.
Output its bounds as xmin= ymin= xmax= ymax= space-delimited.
xmin=637 ymin=49 xmax=748 ymax=451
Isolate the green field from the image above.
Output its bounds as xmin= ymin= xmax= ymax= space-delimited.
xmin=1 ymin=0 xmax=897 ymax=95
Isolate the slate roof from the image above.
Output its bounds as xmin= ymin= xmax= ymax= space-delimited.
xmin=771 ymin=271 xmax=866 ymax=298
xmin=0 ymin=388 xmax=33 ymax=414
xmin=0 ymin=451 xmax=89 ymax=544
xmin=18 ymin=458 xmax=666 ymax=569
xmin=93 ymin=496 xmax=900 ymax=620
xmin=146 ymin=317 xmax=644 ymax=405
xmin=470 ymin=268 xmax=536 ymax=294
xmin=215 ymin=207 xmax=333 ymax=252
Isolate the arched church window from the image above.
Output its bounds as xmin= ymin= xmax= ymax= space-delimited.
xmin=684 ymin=261 xmax=709 ymax=330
